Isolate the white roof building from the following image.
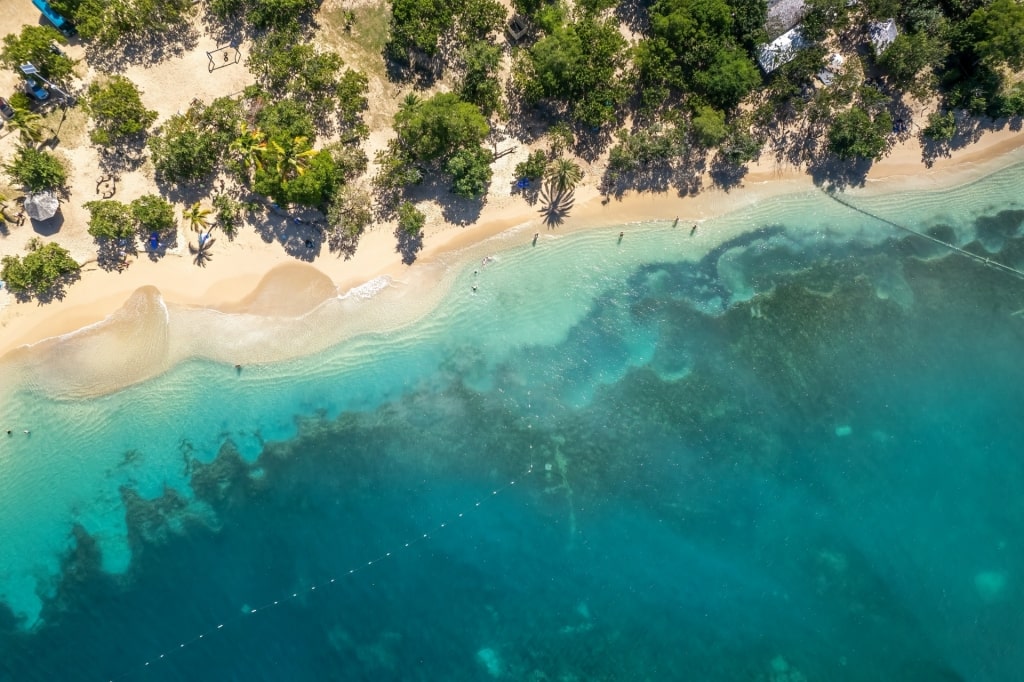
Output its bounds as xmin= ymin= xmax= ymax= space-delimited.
xmin=817 ymin=53 xmax=845 ymax=86
xmin=868 ymin=18 xmax=898 ymax=54
xmin=757 ymin=27 xmax=809 ymax=73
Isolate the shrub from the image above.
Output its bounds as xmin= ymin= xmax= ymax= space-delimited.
xmin=0 ymin=239 xmax=79 ymax=294
xmin=84 ymin=200 xmax=136 ymax=240
xmin=4 ymin=147 xmax=67 ymax=192
xmin=396 ymin=200 xmax=425 ymax=236
xmin=130 ymin=194 xmax=176 ymax=235
xmin=84 ymin=76 xmax=158 ymax=146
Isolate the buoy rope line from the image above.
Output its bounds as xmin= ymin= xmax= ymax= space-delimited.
xmin=106 ymin=461 xmax=537 ymax=681
xmin=824 ymin=190 xmax=1024 ymax=281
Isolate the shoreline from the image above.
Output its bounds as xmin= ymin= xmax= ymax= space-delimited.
xmin=2 ymin=126 xmax=1023 ymax=369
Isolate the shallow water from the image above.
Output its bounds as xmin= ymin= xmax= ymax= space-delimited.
xmin=2 ymin=165 xmax=1024 ymax=681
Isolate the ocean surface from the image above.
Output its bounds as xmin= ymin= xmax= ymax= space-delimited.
xmin=2 ymin=164 xmax=1024 ymax=682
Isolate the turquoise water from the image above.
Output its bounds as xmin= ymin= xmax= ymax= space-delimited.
xmin=2 ymin=166 xmax=1024 ymax=681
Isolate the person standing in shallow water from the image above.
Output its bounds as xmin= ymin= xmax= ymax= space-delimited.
xmin=690 ymin=224 xmax=697 ymax=236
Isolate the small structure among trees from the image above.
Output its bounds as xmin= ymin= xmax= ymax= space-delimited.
xmin=757 ymin=27 xmax=808 ymax=73
xmin=868 ymin=19 xmax=898 ymax=55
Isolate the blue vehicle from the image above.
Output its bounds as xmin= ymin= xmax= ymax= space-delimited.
xmin=31 ymin=0 xmax=75 ymax=37
xmin=24 ymin=79 xmax=49 ymax=101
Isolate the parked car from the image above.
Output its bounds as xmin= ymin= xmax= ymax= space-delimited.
xmin=24 ymin=79 xmax=49 ymax=101
xmin=0 ymin=97 xmax=14 ymax=118
xmin=49 ymin=41 xmax=67 ymax=58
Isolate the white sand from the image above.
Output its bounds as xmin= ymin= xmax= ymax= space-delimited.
xmin=2 ymin=6 xmax=1024 ymax=393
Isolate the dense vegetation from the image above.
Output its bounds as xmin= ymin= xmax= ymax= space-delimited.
xmin=0 ymin=25 xmax=73 ymax=81
xmin=4 ymin=147 xmax=68 ymax=192
xmin=3 ymin=0 xmax=1024 ymax=298
xmin=83 ymin=76 xmax=157 ymax=146
xmin=0 ymin=239 xmax=79 ymax=295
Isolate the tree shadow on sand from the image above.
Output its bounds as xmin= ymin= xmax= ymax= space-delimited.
xmin=395 ymin=226 xmax=423 ymax=264
xmin=8 ymin=269 xmax=81 ymax=304
xmin=540 ymin=185 xmax=575 ymax=227
xmin=189 ymin=235 xmax=216 ymax=267
xmin=85 ymin=20 xmax=199 ymax=70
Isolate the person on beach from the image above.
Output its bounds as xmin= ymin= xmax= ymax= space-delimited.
xmin=673 ymin=217 xmax=679 ymax=227
xmin=690 ymin=224 xmax=697 ymax=236
xmin=533 ymin=232 xmax=539 ymax=246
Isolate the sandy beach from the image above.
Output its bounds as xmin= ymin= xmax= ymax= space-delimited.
xmin=2 ymin=3 xmax=1024 ymax=393
xmin=3 ymin=126 xmax=1022 ymax=360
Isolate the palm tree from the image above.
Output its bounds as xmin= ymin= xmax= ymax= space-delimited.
xmin=182 ymin=201 xmax=212 ymax=232
xmin=399 ymin=92 xmax=421 ymax=112
xmin=8 ymin=108 xmax=45 ymax=145
xmin=229 ymin=123 xmax=268 ymax=174
xmin=268 ymin=137 xmax=317 ymax=180
xmin=544 ymin=157 xmax=584 ymax=195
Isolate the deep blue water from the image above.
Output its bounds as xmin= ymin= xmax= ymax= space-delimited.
xmin=3 ymin=204 xmax=1024 ymax=682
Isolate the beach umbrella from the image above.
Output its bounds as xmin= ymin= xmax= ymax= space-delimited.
xmin=24 ymin=191 xmax=59 ymax=221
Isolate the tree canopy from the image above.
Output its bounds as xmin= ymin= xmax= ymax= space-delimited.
xmin=148 ymin=98 xmax=244 ymax=184
xmin=4 ymin=147 xmax=67 ymax=192
xmin=387 ymin=0 xmax=505 ymax=66
xmin=53 ymin=0 xmax=192 ymax=46
xmin=0 ymin=25 xmax=74 ymax=81
xmin=828 ymin=106 xmax=892 ymax=160
xmin=130 ymin=194 xmax=176 ymax=235
xmin=0 ymin=240 xmax=79 ymax=295
xmin=83 ymin=76 xmax=157 ymax=146
xmin=518 ymin=15 xmax=629 ymax=126
xmin=393 ymin=92 xmax=490 ymax=163
xmin=637 ymin=0 xmax=762 ymax=110
xmin=85 ymin=200 xmax=136 ymax=240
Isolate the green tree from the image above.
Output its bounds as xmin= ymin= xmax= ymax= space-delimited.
xmin=4 ymin=147 xmax=67 ymax=192
xmin=544 ymin=157 xmax=583 ymax=194
xmin=519 ymin=16 xmax=629 ymax=126
xmin=0 ymin=240 xmax=79 ymax=294
xmin=801 ymin=0 xmax=850 ymax=42
xmin=828 ymin=106 xmax=892 ymax=161
xmin=266 ymin=136 xmax=318 ymax=180
xmin=387 ymin=0 xmax=504 ymax=64
xmin=393 ymin=92 xmax=490 ymax=163
xmin=922 ymin=110 xmax=956 ymax=141
xmin=212 ymin=193 xmax=243 ymax=236
xmin=965 ymin=0 xmax=1024 ymax=69
xmin=258 ymin=149 xmax=341 ymax=207
xmin=229 ymin=123 xmax=269 ymax=176
xmin=877 ymin=32 xmax=946 ymax=96
xmin=84 ymin=199 xmax=136 ymax=240
xmin=446 ymin=146 xmax=494 ymax=198
xmin=182 ymin=201 xmax=212 ymax=232
xmin=326 ymin=184 xmax=373 ymax=254
xmin=459 ymin=41 xmax=503 ymax=116
xmin=130 ymin=194 xmax=176 ymax=236
xmin=638 ymin=0 xmax=760 ymax=110
xmin=68 ymin=0 xmax=192 ymax=47
xmin=514 ymin=149 xmax=548 ymax=181
xmin=396 ymin=200 xmax=425 ymax=236
xmin=335 ymin=69 xmax=370 ymax=141
xmin=149 ymin=98 xmax=243 ymax=184
xmin=692 ymin=46 xmax=762 ymax=110
xmin=0 ymin=25 xmax=74 ymax=81
xmin=256 ymin=99 xmax=316 ymax=143
xmin=8 ymin=108 xmax=47 ymax=145
xmin=691 ymin=105 xmax=728 ymax=147
xmin=83 ymin=76 xmax=158 ymax=146
xmin=246 ymin=0 xmax=320 ymax=30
